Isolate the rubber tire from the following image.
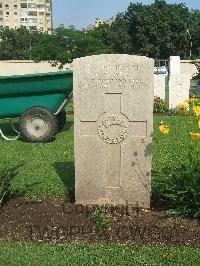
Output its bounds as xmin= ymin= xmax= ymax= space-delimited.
xmin=56 ymin=110 xmax=67 ymax=131
xmin=19 ymin=106 xmax=58 ymax=143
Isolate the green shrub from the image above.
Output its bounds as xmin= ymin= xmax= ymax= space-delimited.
xmin=92 ymin=207 xmax=109 ymax=231
xmin=152 ymin=142 xmax=200 ymax=218
xmin=154 ymin=96 xmax=168 ymax=113
xmin=0 ymin=164 xmax=22 ymax=207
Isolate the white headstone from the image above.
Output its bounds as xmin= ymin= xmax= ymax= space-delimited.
xmin=169 ymin=75 xmax=190 ymax=109
xmin=169 ymin=56 xmax=190 ymax=109
xmin=154 ymin=74 xmax=165 ymax=100
xmin=169 ymin=56 xmax=181 ymax=76
xmin=74 ymin=54 xmax=154 ymax=208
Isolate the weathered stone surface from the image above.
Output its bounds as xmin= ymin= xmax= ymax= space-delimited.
xmin=74 ymin=54 xmax=154 ymax=208
xmin=169 ymin=56 xmax=181 ymax=76
xmin=169 ymin=75 xmax=190 ymax=109
xmin=154 ymin=74 xmax=165 ymax=100
xmin=169 ymin=56 xmax=190 ymax=109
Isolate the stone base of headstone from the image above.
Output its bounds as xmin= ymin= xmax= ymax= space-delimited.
xmin=74 ymin=54 xmax=154 ymax=208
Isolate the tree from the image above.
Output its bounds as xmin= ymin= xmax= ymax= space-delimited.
xmin=123 ymin=0 xmax=191 ymax=58
xmin=0 ymin=25 xmax=109 ymax=65
xmin=0 ymin=27 xmax=42 ymax=60
xmin=93 ymin=0 xmax=199 ymax=59
xmin=91 ymin=15 xmax=132 ymax=54
xmin=1 ymin=1 xmax=200 ymax=64
xmin=189 ymin=10 xmax=200 ymax=59
xmin=30 ymin=26 xmax=109 ymax=67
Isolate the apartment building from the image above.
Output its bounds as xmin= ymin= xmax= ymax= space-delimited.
xmin=0 ymin=0 xmax=52 ymax=33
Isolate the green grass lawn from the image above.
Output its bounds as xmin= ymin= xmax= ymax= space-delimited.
xmin=0 ymin=115 xmax=199 ymax=265
xmin=65 ymin=98 xmax=74 ymax=112
xmin=0 ymin=115 xmax=195 ymax=200
xmin=152 ymin=116 xmax=193 ymax=176
xmin=0 ymin=243 xmax=199 ymax=266
xmin=0 ymin=115 xmax=74 ymax=200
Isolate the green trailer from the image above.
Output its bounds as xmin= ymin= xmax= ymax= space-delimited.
xmin=0 ymin=71 xmax=73 ymax=143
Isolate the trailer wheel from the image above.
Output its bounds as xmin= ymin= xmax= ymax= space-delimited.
xmin=56 ymin=110 xmax=67 ymax=131
xmin=19 ymin=106 xmax=58 ymax=143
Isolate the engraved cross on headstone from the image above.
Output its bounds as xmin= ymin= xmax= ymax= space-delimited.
xmin=79 ymin=92 xmax=148 ymax=189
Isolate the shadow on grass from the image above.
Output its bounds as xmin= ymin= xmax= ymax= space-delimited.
xmin=0 ymin=162 xmax=46 ymax=206
xmin=60 ymin=120 xmax=74 ymax=133
xmin=0 ymin=120 xmax=19 ymax=137
xmin=53 ymin=161 xmax=75 ymax=203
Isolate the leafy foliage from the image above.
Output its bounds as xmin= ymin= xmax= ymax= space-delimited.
xmin=152 ymin=142 xmax=200 ymax=218
xmin=91 ymin=15 xmax=132 ymax=54
xmin=154 ymin=96 xmax=168 ymax=113
xmin=0 ymin=27 xmax=42 ymax=60
xmin=0 ymin=26 xmax=109 ymax=66
xmin=31 ymin=26 xmax=109 ymax=66
xmin=153 ymin=98 xmax=200 ymax=218
xmin=93 ymin=0 xmax=200 ymax=59
xmin=0 ymin=164 xmax=22 ymax=206
xmin=92 ymin=207 xmax=109 ymax=231
xmin=1 ymin=1 xmax=200 ymax=63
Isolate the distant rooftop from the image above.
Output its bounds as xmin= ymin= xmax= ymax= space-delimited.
xmin=85 ymin=16 xmax=117 ymax=31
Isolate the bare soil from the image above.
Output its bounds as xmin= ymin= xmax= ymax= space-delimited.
xmin=0 ymin=199 xmax=199 ymax=246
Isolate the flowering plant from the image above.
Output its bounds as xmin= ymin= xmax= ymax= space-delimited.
xmin=153 ymin=96 xmax=168 ymax=113
xmin=163 ymin=97 xmax=200 ymax=139
xmin=156 ymin=97 xmax=200 ymax=218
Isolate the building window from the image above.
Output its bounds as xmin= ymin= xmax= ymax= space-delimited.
xmin=21 ymin=3 xmax=27 ymax=8
xmin=28 ymin=4 xmax=36 ymax=8
xmin=21 ymin=17 xmax=28 ymax=23
xmin=37 ymin=5 xmax=45 ymax=9
xmin=29 ymin=18 xmax=37 ymax=23
xmin=28 ymin=11 xmax=37 ymax=16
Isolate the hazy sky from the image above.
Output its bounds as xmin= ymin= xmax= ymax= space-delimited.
xmin=52 ymin=0 xmax=200 ymax=29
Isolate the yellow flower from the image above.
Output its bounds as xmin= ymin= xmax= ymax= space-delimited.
xmin=185 ymin=98 xmax=196 ymax=104
xmin=178 ymin=102 xmax=189 ymax=110
xmin=159 ymin=124 xmax=169 ymax=135
xmin=193 ymin=106 xmax=200 ymax=116
xmin=189 ymin=132 xmax=200 ymax=139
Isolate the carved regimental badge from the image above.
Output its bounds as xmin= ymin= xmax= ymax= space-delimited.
xmin=97 ymin=114 xmax=128 ymax=144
